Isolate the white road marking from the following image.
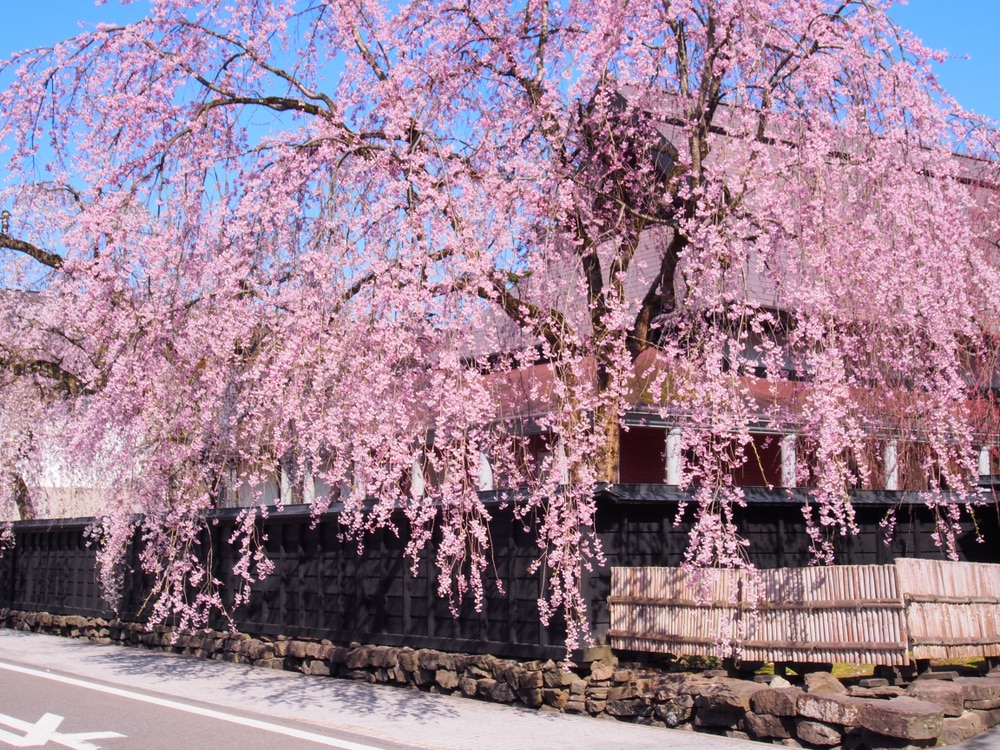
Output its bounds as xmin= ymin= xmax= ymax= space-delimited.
xmin=0 ymin=661 xmax=388 ymax=750
xmin=0 ymin=711 xmax=125 ymax=749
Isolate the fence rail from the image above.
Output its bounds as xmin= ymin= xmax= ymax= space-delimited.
xmin=609 ymin=560 xmax=1000 ymax=665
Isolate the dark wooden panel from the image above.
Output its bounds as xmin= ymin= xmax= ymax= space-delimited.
xmin=2 ymin=489 xmax=998 ymax=659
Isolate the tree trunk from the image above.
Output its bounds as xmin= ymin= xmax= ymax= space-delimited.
xmin=594 ymin=407 xmax=621 ymax=484
xmin=11 ymin=474 xmax=35 ymax=520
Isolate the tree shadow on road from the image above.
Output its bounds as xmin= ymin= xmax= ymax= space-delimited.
xmin=85 ymin=643 xmax=462 ymax=723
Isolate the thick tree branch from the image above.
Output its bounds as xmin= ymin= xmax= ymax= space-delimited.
xmin=478 ymin=279 xmax=578 ymax=356
xmin=0 ymin=353 xmax=88 ymax=396
xmin=0 ymin=235 xmax=64 ymax=269
xmin=627 ymin=231 xmax=686 ymax=359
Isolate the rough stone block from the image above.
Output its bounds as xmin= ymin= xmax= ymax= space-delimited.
xmin=543 ymin=688 xmax=569 ymax=709
xmin=751 ymin=686 xmax=803 ymax=717
xmin=369 ymin=646 xmax=398 ymax=668
xmin=520 ymin=660 xmax=549 ymax=672
xmin=500 ymin=666 xmax=522 ymax=689
xmin=804 ymin=672 xmax=848 ymax=695
xmin=857 ymin=697 xmax=943 ymax=741
xmin=940 ymin=713 xmax=987 ymax=745
xmin=972 ymin=707 xmax=1000 ymax=729
xmin=859 ymin=728 xmax=938 ymax=749
xmin=458 ymin=677 xmax=478 ymax=697
xmin=744 ymin=712 xmax=794 ymax=739
xmin=248 ymin=641 xmax=275 ymax=661
xmin=543 ymin=668 xmax=579 ymax=689
xmin=673 ymin=674 xmax=715 ymax=698
xmin=906 ymin=679 xmax=966 ymax=717
xmin=397 ymin=649 xmax=418 ymax=673
xmin=795 ymin=719 xmax=843 ymax=746
xmin=587 ymin=686 xmax=610 ymax=701
xmin=609 ymin=683 xmax=639 ymax=701
xmin=653 ymin=701 xmax=693 ymax=727
xmin=518 ymin=688 xmax=543 ymax=708
xmin=440 ymin=653 xmax=466 ymax=672
xmin=860 ymin=678 xmax=891 ymax=688
xmin=796 ymin=692 xmax=865 ymax=725
xmin=256 ymin=657 xmax=286 ymax=670
xmin=345 ymin=646 xmax=371 ymax=670
xmin=693 ymin=677 xmax=766 ymax=712
xmin=590 ymin=663 xmax=615 ymax=681
xmin=518 ymin=669 xmax=543 ymax=690
xmin=478 ymin=678 xmax=516 ymax=703
xmin=693 ymin=708 xmax=743 ymax=729
xmin=417 ymin=649 xmax=441 ymax=671
xmin=465 ymin=665 xmax=491 ymax=680
xmin=956 ymin=677 xmax=1000 ymax=710
xmin=435 ymin=669 xmax=459 ymax=690
xmin=605 ymin=698 xmax=647 ymax=718
xmin=302 ymin=659 xmax=331 ymax=677
xmin=468 ymin=654 xmax=495 ymax=672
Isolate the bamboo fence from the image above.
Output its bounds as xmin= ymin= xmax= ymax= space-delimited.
xmin=608 ymin=559 xmax=1000 ymax=666
xmin=895 ymin=558 xmax=1000 ymax=660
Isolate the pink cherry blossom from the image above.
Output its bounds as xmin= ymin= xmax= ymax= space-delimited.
xmin=0 ymin=0 xmax=996 ymax=654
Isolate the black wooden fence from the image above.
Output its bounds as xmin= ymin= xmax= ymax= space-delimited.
xmin=1 ymin=486 xmax=997 ymax=660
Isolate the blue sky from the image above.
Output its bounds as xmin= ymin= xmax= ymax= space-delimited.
xmin=0 ymin=1 xmax=998 ymax=121
xmin=890 ymin=0 xmax=1000 ymax=122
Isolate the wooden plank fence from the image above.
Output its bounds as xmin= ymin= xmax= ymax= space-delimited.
xmin=609 ymin=560 xmax=1000 ymax=666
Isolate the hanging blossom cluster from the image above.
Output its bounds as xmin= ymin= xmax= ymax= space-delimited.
xmin=0 ymin=0 xmax=997 ymax=653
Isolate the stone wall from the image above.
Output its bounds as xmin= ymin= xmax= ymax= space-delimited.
xmin=4 ymin=608 xmax=1000 ymax=749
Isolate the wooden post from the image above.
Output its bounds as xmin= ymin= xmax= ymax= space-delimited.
xmin=280 ymin=463 xmax=293 ymax=505
xmin=478 ymin=452 xmax=494 ymax=492
xmin=885 ymin=440 xmax=899 ymax=491
xmin=303 ymin=468 xmax=315 ymax=504
xmin=666 ymin=427 xmax=683 ymax=485
xmin=780 ymin=434 xmax=797 ymax=488
xmin=411 ymin=454 xmax=425 ymax=498
xmin=979 ymin=446 xmax=992 ymax=478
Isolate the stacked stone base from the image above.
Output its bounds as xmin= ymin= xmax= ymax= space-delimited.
xmin=3 ymin=609 xmax=999 ymax=748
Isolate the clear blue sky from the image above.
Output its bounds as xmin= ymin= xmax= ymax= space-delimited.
xmin=0 ymin=1 xmax=998 ymax=122
xmin=890 ymin=0 xmax=1000 ymax=122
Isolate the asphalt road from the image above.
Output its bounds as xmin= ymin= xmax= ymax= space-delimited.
xmin=0 ymin=630 xmax=761 ymax=750
xmin=0 ymin=660 xmax=405 ymax=750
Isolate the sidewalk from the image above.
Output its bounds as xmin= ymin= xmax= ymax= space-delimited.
xmin=0 ymin=630 xmax=759 ymax=750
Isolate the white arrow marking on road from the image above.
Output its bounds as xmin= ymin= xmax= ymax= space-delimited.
xmin=0 ymin=711 xmax=125 ymax=749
